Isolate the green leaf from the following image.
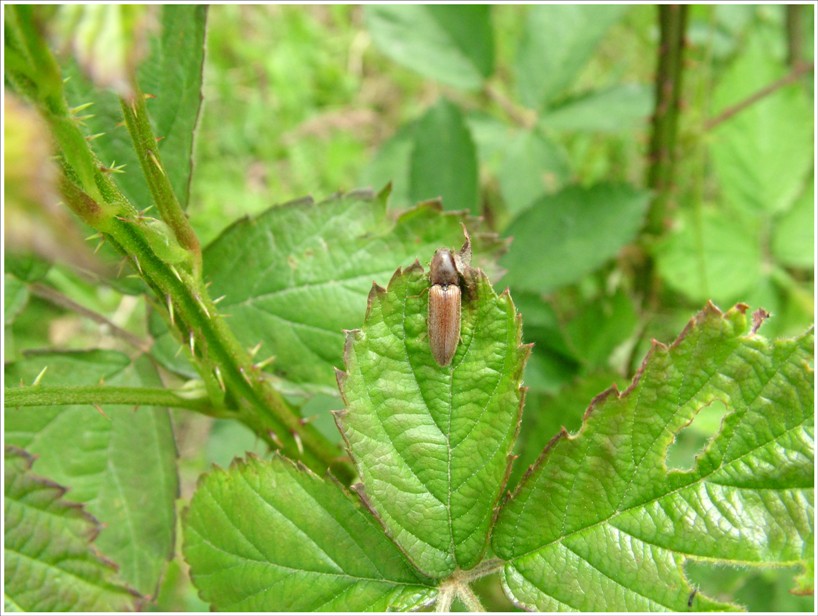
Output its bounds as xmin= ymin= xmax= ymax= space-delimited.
xmin=336 ymin=263 xmax=529 ymax=577
xmin=183 ymin=454 xmax=436 ymax=611
xmin=201 ymin=189 xmax=504 ymax=391
xmin=409 ymin=98 xmax=479 ymax=214
xmin=497 ymin=128 xmax=571 ymax=217
xmin=514 ymin=5 xmax=628 ymax=109
xmin=360 ymin=120 xmax=416 ymax=211
xmin=655 ymin=206 xmax=763 ymax=304
xmin=4 ymin=445 xmax=139 ymax=611
xmin=4 ymin=350 xmax=178 ymax=596
xmin=510 ymin=371 xmax=623 ymax=491
xmin=772 ymin=183 xmax=815 ymax=269
xmin=56 ymin=5 xmax=151 ymax=98
xmin=4 ymin=274 xmax=29 ymax=326
xmin=539 ymin=84 xmax=654 ymax=133
xmin=63 ymin=5 xmax=207 ymax=210
xmin=364 ymin=5 xmax=493 ymax=91
xmin=501 ymin=183 xmax=650 ymax=294
xmin=493 ymin=304 xmax=814 ymax=611
xmin=710 ymin=26 xmax=813 ymax=216
xmin=563 ymin=288 xmax=639 ymax=369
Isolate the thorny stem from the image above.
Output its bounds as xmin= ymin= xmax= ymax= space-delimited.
xmin=633 ymin=4 xmax=689 ymax=324
xmin=4 ymin=6 xmax=354 ymax=484
xmin=5 ymin=385 xmax=219 ymax=416
xmin=644 ymin=4 xmax=688 ymax=237
xmin=120 ymin=88 xmax=202 ymax=274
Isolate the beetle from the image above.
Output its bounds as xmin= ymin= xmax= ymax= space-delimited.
xmin=428 ymin=228 xmax=473 ymax=366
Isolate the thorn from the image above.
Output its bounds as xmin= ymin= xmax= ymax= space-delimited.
xmin=212 ymin=295 xmax=226 ymax=305
xmin=166 ymin=294 xmax=175 ymax=326
xmin=299 ymin=414 xmax=317 ymax=426
xmin=144 ymin=92 xmax=156 ymax=99
xmin=155 ymin=135 xmax=165 ymax=143
xmin=174 ymin=344 xmax=184 ymax=358
xmin=194 ymin=294 xmax=210 ymax=318
xmin=292 ymin=431 xmax=304 ymax=456
xmin=248 ymin=341 xmax=263 ymax=358
xmin=31 ymin=366 xmax=48 ymax=386
xmin=205 ymin=280 xmax=213 ymax=289
xmin=214 ymin=366 xmax=226 ymax=392
xmin=85 ymin=232 xmax=103 ymax=241
xmin=169 ymin=265 xmax=182 ymax=282
xmin=189 ymin=331 xmax=195 ymax=356
xmin=85 ymin=132 xmax=106 ymax=142
xmin=92 ymin=403 xmax=110 ymax=419
xmin=70 ymin=102 xmax=94 ymax=114
xmin=116 ymin=257 xmax=128 ymax=278
xmin=254 ymin=355 xmax=276 ymax=371
xmin=268 ymin=430 xmax=284 ymax=449
xmin=131 ymin=254 xmax=143 ymax=275
xmin=146 ymin=150 xmax=166 ymax=175
xmin=239 ymin=366 xmax=253 ymax=386
xmin=103 ymin=161 xmax=126 ymax=174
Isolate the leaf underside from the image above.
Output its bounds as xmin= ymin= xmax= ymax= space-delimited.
xmin=4 ymin=446 xmax=140 ymax=612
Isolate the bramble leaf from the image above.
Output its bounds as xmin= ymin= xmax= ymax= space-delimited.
xmin=4 ymin=351 xmax=178 ymax=596
xmin=493 ymin=304 xmax=814 ymax=611
xmin=514 ymin=5 xmax=627 ymax=109
xmin=183 ymin=454 xmax=436 ymax=611
xmin=201 ymin=189 xmax=505 ymax=392
xmin=336 ymin=261 xmax=529 ymax=577
xmin=4 ymin=446 xmax=140 ymax=611
xmin=365 ymin=5 xmax=493 ymax=91
xmin=501 ymin=183 xmax=650 ymax=294
xmin=64 ymin=5 xmax=207 ymax=211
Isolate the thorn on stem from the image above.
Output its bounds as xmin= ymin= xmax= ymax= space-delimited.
xmin=32 ymin=366 xmax=48 ymax=386
xmin=292 ymin=431 xmax=304 ymax=456
xmin=214 ymin=366 xmax=226 ymax=392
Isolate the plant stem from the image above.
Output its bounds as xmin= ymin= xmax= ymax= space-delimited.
xmin=645 ymin=4 xmax=688 ymax=236
xmin=120 ymin=89 xmax=202 ymax=273
xmin=5 ymin=6 xmax=355 ymax=484
xmin=633 ymin=4 xmax=688 ymax=319
xmin=29 ymin=283 xmax=151 ymax=353
xmin=704 ymin=61 xmax=814 ymax=131
xmin=785 ymin=5 xmax=804 ymax=69
xmin=4 ymin=385 xmax=217 ymax=415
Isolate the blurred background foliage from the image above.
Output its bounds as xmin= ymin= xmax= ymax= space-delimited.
xmin=4 ymin=4 xmax=814 ymax=611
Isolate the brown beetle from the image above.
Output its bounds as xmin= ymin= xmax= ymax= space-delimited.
xmin=428 ymin=228 xmax=472 ymax=366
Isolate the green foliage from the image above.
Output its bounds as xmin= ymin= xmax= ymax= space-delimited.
xmin=184 ymin=454 xmax=436 ymax=611
xmin=493 ymin=305 xmax=813 ymax=611
xmin=4 ymin=351 xmax=178 ymax=598
xmin=364 ymin=5 xmax=494 ymax=91
xmin=4 ymin=446 xmax=139 ymax=611
xmin=336 ymin=264 xmax=528 ymax=577
xmin=196 ymin=190 xmax=504 ymax=392
xmin=3 ymin=3 xmax=814 ymax=613
xmin=501 ymin=184 xmax=650 ymax=294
